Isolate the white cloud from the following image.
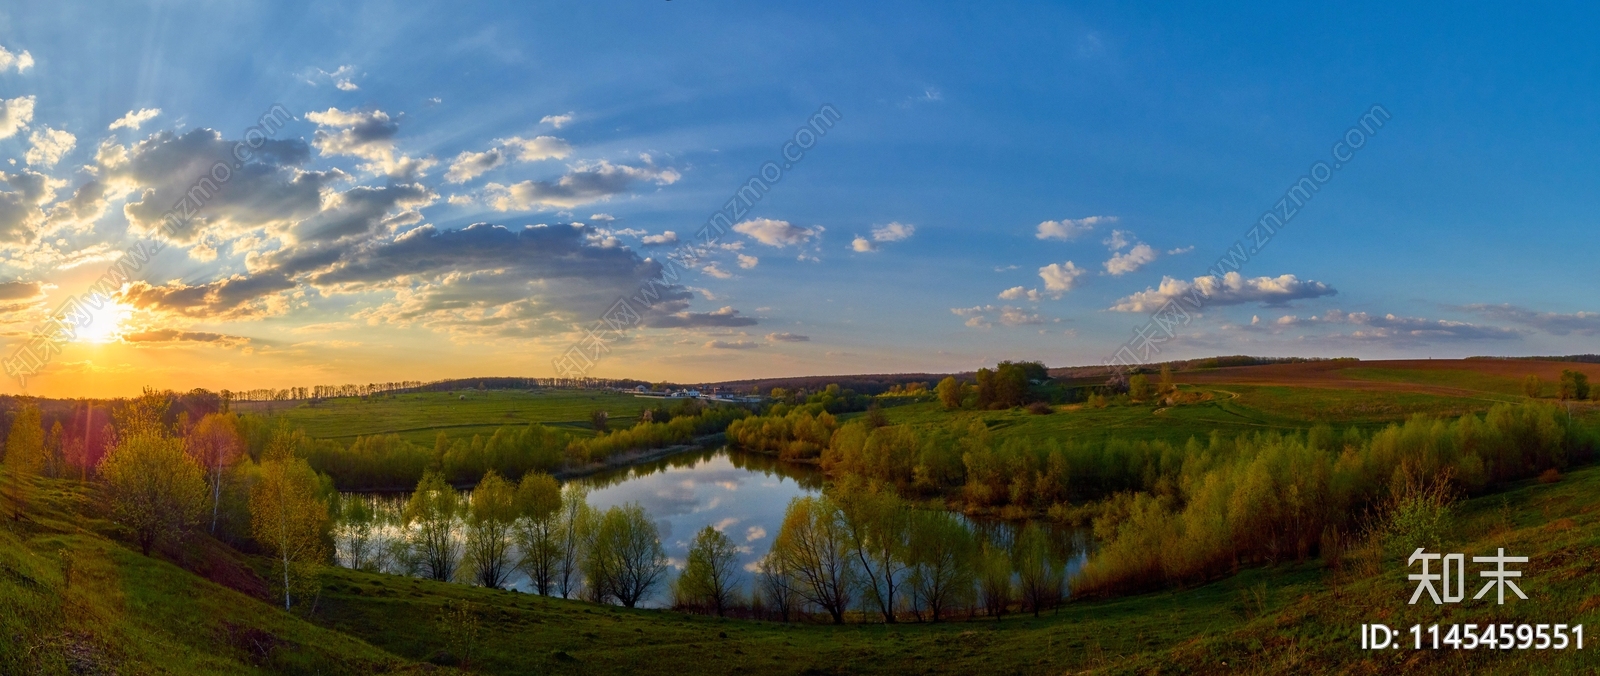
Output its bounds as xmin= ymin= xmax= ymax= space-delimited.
xmin=482 ymin=160 xmax=679 ymax=210
xmin=998 ymin=286 xmax=1044 ymax=302
xmin=951 ymin=304 xmax=1047 ymax=328
xmin=500 ymin=135 xmax=572 ymax=162
xmin=1036 ymin=215 xmax=1113 ymax=241
xmin=641 ymin=231 xmax=678 ymax=246
xmin=109 ymin=108 xmax=161 ymax=131
xmin=446 ymin=136 xmax=571 ymax=184
xmin=766 ymin=332 xmax=808 ymax=342
xmin=25 ymin=127 xmax=75 ymax=167
xmin=0 ymin=46 xmax=33 ymax=73
xmin=1104 ymin=243 xmax=1157 ymax=276
xmin=1104 ymin=229 xmax=1132 ymax=251
xmin=851 ymin=236 xmax=876 ymax=252
xmin=737 ymin=253 xmax=759 ymax=269
xmin=1038 ymin=261 xmax=1087 ymax=296
xmin=306 ymin=107 xmax=435 ymax=178
xmin=1110 ymin=272 xmax=1337 ymax=312
xmin=706 ymin=339 xmax=759 ymax=350
xmin=444 ymin=149 xmax=503 ymax=183
xmin=0 ymin=96 xmax=36 ymax=140
xmin=305 ymin=64 xmax=359 ymax=91
xmin=702 ymin=262 xmax=732 ymax=279
xmin=1258 ymin=309 xmax=1524 ymax=344
xmin=871 ymin=221 xmax=914 ymax=242
xmin=1167 ymin=245 xmax=1194 ymax=255
xmin=541 ymin=112 xmax=575 ymax=129
xmin=734 ymin=218 xmax=821 ymax=247
xmin=1459 ymin=303 xmax=1600 ymax=336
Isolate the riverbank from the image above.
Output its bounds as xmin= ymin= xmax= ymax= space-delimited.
xmin=552 ymin=432 xmax=728 ymax=481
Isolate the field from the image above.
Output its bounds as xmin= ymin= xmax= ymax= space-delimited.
xmin=5 ymin=358 xmax=1598 ymax=674
xmin=7 ymin=449 xmax=1600 ymax=674
xmin=236 ymin=390 xmax=654 ymax=445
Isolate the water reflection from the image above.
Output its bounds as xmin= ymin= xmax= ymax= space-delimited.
xmin=334 ymin=447 xmax=1089 ymax=608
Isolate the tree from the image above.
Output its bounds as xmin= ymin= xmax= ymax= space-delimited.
xmin=44 ymin=421 xmax=64 ymax=479
xmin=404 ymin=470 xmax=463 ymax=582
xmin=1013 ymin=523 xmax=1064 ymax=617
xmin=4 ymin=402 xmax=44 ymax=520
xmin=1559 ymin=369 xmax=1590 ymax=401
xmin=1524 ymin=374 xmax=1543 ymax=399
xmin=186 ymin=412 xmax=242 ymax=533
xmin=1128 ymin=374 xmax=1154 ymax=402
xmin=977 ymin=541 xmax=1013 ymax=619
xmin=771 ymin=495 xmax=856 ymax=623
xmin=906 ymin=510 xmax=976 ymax=621
xmin=464 ymin=470 xmax=517 ymax=588
xmin=679 ymin=525 xmax=741 ymax=615
xmin=583 ymin=503 xmax=668 ymax=608
xmin=838 ymin=484 xmax=910 ymax=623
xmin=100 ymin=430 xmax=207 ymax=556
xmin=556 ymin=483 xmax=595 ymax=598
xmin=757 ymin=551 xmax=801 ymax=622
xmin=590 ymin=409 xmax=609 ymax=433
xmin=975 ymin=368 xmax=997 ymax=409
xmin=934 ymin=377 xmax=960 ymax=410
xmin=251 ymin=439 xmax=330 ymax=611
xmin=332 ymin=493 xmax=383 ymax=571
xmin=1158 ymin=364 xmax=1176 ymax=398
xmin=514 ymin=472 xmax=563 ymax=595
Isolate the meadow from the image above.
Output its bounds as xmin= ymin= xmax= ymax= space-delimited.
xmin=238 ymin=390 xmax=653 ymax=446
xmin=3 ymin=358 xmax=1598 ymax=674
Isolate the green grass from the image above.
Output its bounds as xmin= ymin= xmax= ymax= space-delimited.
xmin=305 ymin=463 xmax=1600 ymax=675
xmin=0 ymin=473 xmax=431 ymax=674
xmin=245 ymin=390 xmax=654 ymax=445
xmin=1339 ymin=367 xmax=1533 ymax=398
xmin=873 ymin=384 xmax=1506 ymax=449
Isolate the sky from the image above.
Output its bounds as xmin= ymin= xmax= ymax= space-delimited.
xmin=0 ymin=1 xmax=1597 ymax=397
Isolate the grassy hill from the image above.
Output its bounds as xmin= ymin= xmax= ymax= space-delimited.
xmin=238 ymin=389 xmax=653 ymax=445
xmin=8 ymin=458 xmax=1594 ymax=674
xmin=0 ymin=474 xmax=430 ymax=674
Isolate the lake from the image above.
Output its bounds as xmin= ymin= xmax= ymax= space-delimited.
xmin=335 ymin=446 xmax=1089 ymax=608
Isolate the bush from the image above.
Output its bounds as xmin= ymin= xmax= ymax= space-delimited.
xmin=1026 ymin=401 xmax=1053 ymax=415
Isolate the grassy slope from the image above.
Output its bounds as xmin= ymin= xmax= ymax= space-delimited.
xmin=874 ymin=383 xmax=1502 ymax=449
xmin=0 ymin=473 xmax=433 ymax=675
xmin=249 ymin=390 xmax=652 ymax=445
xmin=307 ymin=463 xmax=1600 ymax=675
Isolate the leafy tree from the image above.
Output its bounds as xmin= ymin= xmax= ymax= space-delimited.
xmin=977 ymin=541 xmax=1013 ymax=619
xmin=404 ymin=470 xmax=463 ymax=582
xmin=1013 ymin=523 xmax=1065 ymax=617
xmin=975 ymin=368 xmax=997 ymax=409
xmin=583 ymin=502 xmax=668 ymax=608
xmin=906 ymin=509 xmax=976 ymax=621
xmin=935 ymin=376 xmax=963 ymax=410
xmin=251 ymin=439 xmax=330 ymax=611
xmin=186 ymin=412 xmax=242 ymax=533
xmin=590 ymin=409 xmax=609 ymax=433
xmin=514 ymin=472 xmax=563 ymax=595
xmin=1128 ymin=374 xmax=1154 ymax=402
xmin=4 ymin=403 xmax=44 ymax=519
xmin=44 ymin=421 xmax=64 ymax=479
xmin=556 ymin=484 xmax=595 ymax=598
xmin=1559 ymin=369 xmax=1590 ymax=401
xmin=771 ymin=495 xmax=856 ymax=623
xmin=838 ymin=483 xmax=911 ymax=623
xmin=332 ymin=493 xmax=383 ymax=571
xmin=464 ymin=470 xmax=517 ymax=588
xmin=679 ymin=525 xmax=741 ymax=616
xmin=1524 ymin=374 xmax=1543 ymax=399
xmin=100 ymin=430 xmax=207 ymax=556
xmin=1158 ymin=364 xmax=1176 ymax=398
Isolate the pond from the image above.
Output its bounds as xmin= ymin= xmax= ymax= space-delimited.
xmin=334 ymin=446 xmax=1089 ymax=609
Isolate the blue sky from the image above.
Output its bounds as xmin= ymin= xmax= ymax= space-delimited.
xmin=1 ymin=1 xmax=1596 ymax=395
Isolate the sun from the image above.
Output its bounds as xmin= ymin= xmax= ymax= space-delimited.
xmin=75 ymin=302 xmax=131 ymax=344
